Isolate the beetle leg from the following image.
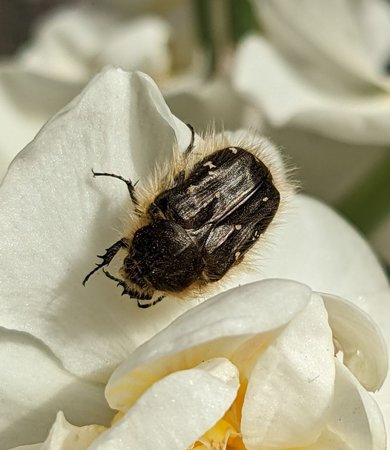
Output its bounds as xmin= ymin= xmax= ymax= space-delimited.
xmin=83 ymin=239 xmax=127 ymax=285
xmin=92 ymin=169 xmax=139 ymax=205
xmin=184 ymin=123 xmax=195 ymax=156
xmin=102 ymin=268 xmax=155 ymax=301
xmin=137 ymin=295 xmax=165 ymax=309
xmin=102 ymin=268 xmax=165 ymax=308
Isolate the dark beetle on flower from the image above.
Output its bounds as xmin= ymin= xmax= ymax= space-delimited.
xmin=83 ymin=125 xmax=291 ymax=308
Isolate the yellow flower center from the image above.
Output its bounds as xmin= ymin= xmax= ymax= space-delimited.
xmin=190 ymin=419 xmax=245 ymax=450
xmin=189 ymin=379 xmax=248 ymax=450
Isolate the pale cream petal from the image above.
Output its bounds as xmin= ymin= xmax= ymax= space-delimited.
xmin=251 ymin=0 xmax=390 ymax=86
xmin=233 ymin=35 xmax=327 ymax=127
xmin=89 ymin=358 xmax=239 ymax=450
xmin=241 ymin=293 xmax=334 ymax=448
xmin=324 ymin=360 xmax=386 ymax=450
xmin=303 ymin=428 xmax=353 ymax=450
xmin=260 ymin=195 xmax=389 ymax=306
xmin=0 ymin=65 xmax=81 ymax=180
xmin=96 ymin=17 xmax=172 ymax=82
xmin=9 ymin=411 xmax=105 ymax=450
xmin=370 ymin=214 xmax=390 ymax=266
xmin=16 ymin=8 xmax=116 ymax=81
xmin=367 ymin=289 xmax=390 ymax=434
xmin=8 ymin=444 xmax=41 ymax=450
xmin=166 ymin=78 xmax=247 ymax=133
xmin=322 ymin=293 xmax=388 ymax=391
xmin=233 ymin=35 xmax=390 ymax=145
xmin=0 ymin=329 xmax=112 ymax=450
xmin=106 ymin=279 xmax=311 ymax=411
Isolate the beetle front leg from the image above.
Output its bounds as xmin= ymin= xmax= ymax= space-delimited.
xmin=83 ymin=239 xmax=127 ymax=285
xmin=102 ymin=269 xmax=165 ymax=308
xmin=101 ymin=268 xmax=155 ymax=300
xmin=137 ymin=295 xmax=165 ymax=309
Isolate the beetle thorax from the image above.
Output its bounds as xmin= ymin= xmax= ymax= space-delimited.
xmin=122 ymin=220 xmax=205 ymax=293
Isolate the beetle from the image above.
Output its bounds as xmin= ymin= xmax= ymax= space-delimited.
xmin=83 ymin=125 xmax=289 ymax=308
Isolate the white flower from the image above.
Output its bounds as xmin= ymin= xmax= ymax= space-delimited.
xmin=0 ymin=1 xmax=204 ymax=180
xmin=232 ymin=0 xmax=390 ymax=266
xmin=9 ymin=280 xmax=388 ymax=449
xmin=233 ymin=0 xmax=390 ymax=146
xmin=1 ymin=68 xmax=389 ymax=448
xmin=16 ymin=7 xmax=182 ymax=84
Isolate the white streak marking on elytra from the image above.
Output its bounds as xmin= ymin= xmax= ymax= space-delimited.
xmin=203 ymin=161 xmax=216 ymax=169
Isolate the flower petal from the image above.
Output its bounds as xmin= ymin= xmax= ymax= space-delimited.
xmin=0 ymin=329 xmax=112 ymax=450
xmin=16 ymin=8 xmax=117 ymax=81
xmin=105 ymin=279 xmax=311 ymax=411
xmin=365 ymin=289 xmax=390 ymax=432
xmin=303 ymin=428 xmax=353 ymax=450
xmin=233 ymin=34 xmax=390 ymax=145
xmin=9 ymin=411 xmax=105 ymax=450
xmin=89 ymin=358 xmax=239 ymax=450
xmin=166 ymin=79 xmax=248 ymax=133
xmin=96 ymin=17 xmax=172 ymax=81
xmin=241 ymin=293 xmax=334 ymax=448
xmin=0 ymin=66 xmax=81 ymax=180
xmin=324 ymin=360 xmax=386 ymax=450
xmin=18 ymin=6 xmax=174 ymax=81
xmin=322 ymin=293 xmax=388 ymax=391
xmin=250 ymin=0 xmax=390 ymax=85
xmin=260 ymin=195 xmax=389 ymax=306
xmin=0 ymin=68 xmax=192 ymax=382
xmin=371 ymin=215 xmax=390 ymax=266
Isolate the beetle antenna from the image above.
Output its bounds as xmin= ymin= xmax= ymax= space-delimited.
xmin=92 ymin=169 xmax=139 ymax=206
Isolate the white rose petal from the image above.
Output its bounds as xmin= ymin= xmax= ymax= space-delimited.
xmin=234 ymin=0 xmax=390 ymax=145
xmin=9 ymin=411 xmax=105 ymax=450
xmin=0 ymin=67 xmax=81 ymax=180
xmin=371 ymin=216 xmax=390 ymax=266
xmin=304 ymin=428 xmax=353 ymax=450
xmin=17 ymin=8 xmax=115 ymax=82
xmin=365 ymin=289 xmax=390 ymax=430
xmin=106 ymin=279 xmax=311 ymax=411
xmin=325 ymin=360 xmax=386 ymax=450
xmin=241 ymin=293 xmax=334 ymax=448
xmin=260 ymin=195 xmax=389 ymax=306
xmin=251 ymin=0 xmax=389 ymax=84
xmin=18 ymin=8 xmax=173 ymax=83
xmin=233 ymin=35 xmax=390 ymax=145
xmin=0 ymin=329 xmax=111 ymax=450
xmin=96 ymin=17 xmax=172 ymax=80
xmin=322 ymin=293 xmax=388 ymax=391
xmin=89 ymin=358 xmax=239 ymax=450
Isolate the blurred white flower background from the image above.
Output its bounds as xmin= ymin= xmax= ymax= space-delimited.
xmin=0 ymin=1 xmax=390 ymax=449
